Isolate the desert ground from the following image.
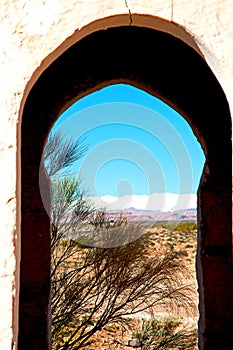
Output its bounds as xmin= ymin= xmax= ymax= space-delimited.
xmin=84 ymin=220 xmax=199 ymax=350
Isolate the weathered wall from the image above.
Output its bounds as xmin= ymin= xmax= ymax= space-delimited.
xmin=0 ymin=1 xmax=232 ymax=349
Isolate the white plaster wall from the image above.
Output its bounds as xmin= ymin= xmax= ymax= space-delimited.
xmin=0 ymin=1 xmax=232 ymax=349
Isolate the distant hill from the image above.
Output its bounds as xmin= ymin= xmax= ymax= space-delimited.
xmin=104 ymin=208 xmax=197 ymax=222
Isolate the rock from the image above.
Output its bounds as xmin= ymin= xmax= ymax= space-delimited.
xmin=124 ymin=339 xmax=142 ymax=347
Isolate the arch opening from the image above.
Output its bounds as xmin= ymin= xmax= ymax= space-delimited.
xmin=43 ymin=82 xmax=203 ymax=348
xmin=19 ymin=24 xmax=232 ymax=350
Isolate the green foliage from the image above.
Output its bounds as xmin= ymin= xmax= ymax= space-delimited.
xmin=75 ymin=236 xmax=95 ymax=249
xmin=133 ymin=316 xmax=197 ymax=350
xmin=50 ymin=176 xmax=93 ymax=249
xmin=174 ymin=222 xmax=197 ymax=232
xmin=152 ymin=221 xmax=197 ymax=232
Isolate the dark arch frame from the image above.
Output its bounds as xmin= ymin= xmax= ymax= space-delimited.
xmin=19 ymin=26 xmax=233 ymax=350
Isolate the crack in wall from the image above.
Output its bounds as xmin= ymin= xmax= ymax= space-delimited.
xmin=171 ymin=0 xmax=174 ymax=21
xmin=124 ymin=0 xmax=132 ymax=25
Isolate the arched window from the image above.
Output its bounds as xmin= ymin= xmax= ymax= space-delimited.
xmin=19 ymin=25 xmax=232 ymax=349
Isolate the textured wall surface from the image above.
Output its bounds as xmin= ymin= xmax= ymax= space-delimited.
xmin=0 ymin=1 xmax=232 ymax=349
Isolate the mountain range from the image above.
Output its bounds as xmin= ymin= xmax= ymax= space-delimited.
xmin=103 ymin=207 xmax=197 ymax=222
xmin=88 ymin=192 xmax=197 ymax=222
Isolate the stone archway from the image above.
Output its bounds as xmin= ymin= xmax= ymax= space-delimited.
xmin=19 ymin=25 xmax=232 ymax=350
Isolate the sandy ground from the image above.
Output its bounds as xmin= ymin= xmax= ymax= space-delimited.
xmin=86 ymin=224 xmax=199 ymax=350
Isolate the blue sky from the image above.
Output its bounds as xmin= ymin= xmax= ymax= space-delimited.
xmin=52 ymin=84 xmax=205 ymax=198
